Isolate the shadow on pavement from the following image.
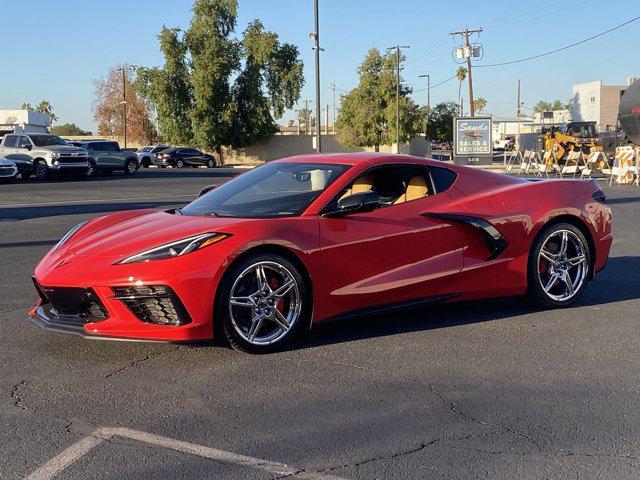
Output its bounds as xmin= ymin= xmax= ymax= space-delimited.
xmin=297 ymin=256 xmax=640 ymax=351
xmin=0 ymin=201 xmax=187 ymax=221
xmin=16 ymin=168 xmax=239 ymax=184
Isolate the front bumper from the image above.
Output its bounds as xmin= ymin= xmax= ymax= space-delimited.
xmin=30 ymin=253 xmax=222 ymax=342
xmin=49 ymin=161 xmax=89 ymax=171
xmin=0 ymin=166 xmax=17 ymax=178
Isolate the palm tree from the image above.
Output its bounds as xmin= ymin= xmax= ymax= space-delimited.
xmin=456 ymin=66 xmax=467 ymax=115
xmin=473 ymin=97 xmax=487 ymax=114
xmin=36 ymin=100 xmax=58 ymax=126
xmin=21 ymin=103 xmax=33 ymax=111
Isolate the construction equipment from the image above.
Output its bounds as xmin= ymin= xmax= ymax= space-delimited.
xmin=541 ymin=121 xmax=601 ymax=164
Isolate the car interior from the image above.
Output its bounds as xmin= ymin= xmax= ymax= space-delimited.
xmin=338 ymin=165 xmax=433 ymax=207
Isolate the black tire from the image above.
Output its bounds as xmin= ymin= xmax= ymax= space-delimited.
xmin=86 ymin=159 xmax=97 ymax=177
xmin=526 ymin=222 xmax=592 ymax=308
xmin=218 ymin=253 xmax=310 ymax=354
xmin=101 ymin=170 xmax=112 ymax=175
xmin=34 ymin=160 xmax=48 ymax=180
xmin=21 ymin=172 xmax=31 ymax=179
xmin=206 ymin=158 xmax=216 ymax=168
xmin=142 ymin=157 xmax=151 ymax=168
xmin=159 ymin=165 xmax=167 ymax=169
xmin=124 ymin=159 xmax=138 ymax=175
xmin=175 ymin=159 xmax=185 ymax=169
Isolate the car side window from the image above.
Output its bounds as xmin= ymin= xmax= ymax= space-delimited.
xmin=18 ymin=136 xmax=32 ymax=148
xmin=429 ymin=166 xmax=457 ymax=193
xmin=330 ymin=164 xmax=432 ymax=212
xmin=3 ymin=135 xmax=18 ymax=147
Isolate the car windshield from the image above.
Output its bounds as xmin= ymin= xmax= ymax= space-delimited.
xmin=139 ymin=147 xmax=152 ymax=152
xmin=29 ymin=135 xmax=67 ymax=147
xmin=180 ymin=162 xmax=350 ymax=218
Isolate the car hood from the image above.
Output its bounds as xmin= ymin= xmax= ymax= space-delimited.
xmin=42 ymin=145 xmax=86 ymax=154
xmin=60 ymin=209 xmax=261 ymax=259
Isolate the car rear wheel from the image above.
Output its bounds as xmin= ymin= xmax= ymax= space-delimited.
xmin=207 ymin=158 xmax=216 ymax=168
xmin=124 ymin=159 xmax=138 ymax=175
xmin=175 ymin=159 xmax=185 ymax=169
xmin=86 ymin=159 xmax=97 ymax=177
xmin=34 ymin=160 xmax=48 ymax=180
xmin=219 ymin=254 xmax=309 ymax=353
xmin=527 ymin=223 xmax=591 ymax=308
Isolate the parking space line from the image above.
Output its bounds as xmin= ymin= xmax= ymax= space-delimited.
xmin=25 ymin=426 xmax=350 ymax=480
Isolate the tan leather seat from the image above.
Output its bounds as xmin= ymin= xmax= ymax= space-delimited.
xmin=394 ymin=175 xmax=429 ymax=204
xmin=339 ymin=175 xmax=374 ymax=201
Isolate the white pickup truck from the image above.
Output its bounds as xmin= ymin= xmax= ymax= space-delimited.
xmin=0 ymin=133 xmax=89 ymax=179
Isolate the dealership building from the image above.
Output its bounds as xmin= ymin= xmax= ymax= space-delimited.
xmin=571 ymin=79 xmax=636 ymax=131
xmin=0 ymin=109 xmax=50 ymax=137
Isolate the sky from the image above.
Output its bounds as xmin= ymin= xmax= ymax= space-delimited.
xmin=1 ymin=0 xmax=638 ymax=132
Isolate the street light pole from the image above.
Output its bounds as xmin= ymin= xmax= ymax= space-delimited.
xmin=311 ymin=0 xmax=322 ymax=153
xmin=418 ymin=73 xmax=430 ymax=137
xmin=387 ymin=44 xmax=410 ymax=154
xmin=121 ymin=66 xmax=127 ymax=148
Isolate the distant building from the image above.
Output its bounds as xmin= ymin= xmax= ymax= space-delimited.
xmin=571 ymin=79 xmax=633 ymax=131
xmin=532 ymin=109 xmax=571 ymax=124
xmin=0 ymin=109 xmax=50 ymax=137
xmin=492 ymin=116 xmax=533 ymax=138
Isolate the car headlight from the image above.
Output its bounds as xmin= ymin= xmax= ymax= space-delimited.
xmin=116 ymin=232 xmax=230 ymax=264
xmin=50 ymin=152 xmax=60 ymax=159
xmin=50 ymin=221 xmax=87 ymax=255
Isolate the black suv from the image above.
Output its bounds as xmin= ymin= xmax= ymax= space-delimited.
xmin=153 ymin=147 xmax=217 ymax=168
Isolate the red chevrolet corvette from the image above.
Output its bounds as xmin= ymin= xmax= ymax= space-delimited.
xmin=29 ymin=153 xmax=612 ymax=352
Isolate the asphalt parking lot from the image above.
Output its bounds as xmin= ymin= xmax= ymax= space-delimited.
xmin=1 ymin=169 xmax=639 ymax=479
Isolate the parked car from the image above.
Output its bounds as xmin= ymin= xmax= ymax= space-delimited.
xmin=29 ymin=153 xmax=611 ymax=352
xmin=137 ymin=145 xmax=169 ymax=168
xmin=0 ymin=157 xmax=18 ymax=183
xmin=493 ymin=136 xmax=515 ymax=151
xmin=0 ymin=134 xmax=89 ymax=180
xmin=73 ymin=140 xmax=140 ymax=176
xmin=153 ymin=147 xmax=217 ymax=168
xmin=431 ymin=141 xmax=452 ymax=151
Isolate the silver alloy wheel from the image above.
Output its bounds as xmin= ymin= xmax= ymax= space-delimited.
xmin=537 ymin=229 xmax=588 ymax=302
xmin=87 ymin=160 xmax=96 ymax=176
xmin=176 ymin=159 xmax=184 ymax=168
xmin=126 ymin=160 xmax=137 ymax=174
xmin=228 ymin=261 xmax=301 ymax=346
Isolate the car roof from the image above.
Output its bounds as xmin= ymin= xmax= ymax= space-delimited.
xmin=272 ymin=152 xmax=439 ymax=166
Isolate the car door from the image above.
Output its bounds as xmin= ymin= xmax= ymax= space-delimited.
xmin=317 ymin=163 xmax=466 ymax=320
xmin=3 ymin=135 xmax=32 ymax=172
xmin=182 ymin=148 xmax=201 ymax=166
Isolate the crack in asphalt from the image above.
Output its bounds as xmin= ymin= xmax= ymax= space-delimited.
xmin=438 ymin=445 xmax=640 ymax=461
xmin=104 ymin=346 xmax=182 ymax=379
xmin=426 ymin=383 xmax=543 ymax=452
xmin=11 ymin=380 xmax=27 ymax=410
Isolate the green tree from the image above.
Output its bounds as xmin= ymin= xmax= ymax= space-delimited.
xmin=51 ymin=123 xmax=92 ymax=136
xmin=336 ymin=48 xmax=424 ymax=151
xmin=21 ymin=103 xmax=33 ymax=110
xmin=135 ymin=27 xmax=193 ymax=145
xmin=533 ymin=99 xmax=570 ymax=113
xmin=425 ymin=102 xmax=458 ymax=143
xmin=135 ymin=0 xmax=304 ymax=158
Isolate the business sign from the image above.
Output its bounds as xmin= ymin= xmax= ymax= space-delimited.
xmin=453 ymin=116 xmax=492 ymax=165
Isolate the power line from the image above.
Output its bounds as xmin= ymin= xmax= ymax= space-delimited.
xmin=477 ymin=15 xmax=640 ymax=68
xmin=413 ymin=73 xmax=456 ymax=92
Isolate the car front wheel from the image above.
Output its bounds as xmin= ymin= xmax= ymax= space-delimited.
xmin=207 ymin=158 xmax=216 ymax=168
xmin=34 ymin=160 xmax=48 ymax=180
xmin=86 ymin=159 xmax=97 ymax=177
xmin=219 ymin=254 xmax=309 ymax=353
xmin=175 ymin=159 xmax=185 ymax=168
xmin=527 ymin=223 xmax=591 ymax=308
xmin=124 ymin=159 xmax=138 ymax=175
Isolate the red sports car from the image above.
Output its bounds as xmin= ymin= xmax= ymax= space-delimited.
xmin=29 ymin=153 xmax=612 ymax=353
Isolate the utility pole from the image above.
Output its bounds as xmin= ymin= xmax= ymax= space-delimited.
xmin=121 ymin=66 xmax=127 ymax=148
xmin=516 ymin=79 xmax=521 ymax=151
xmin=324 ymin=105 xmax=329 ymax=135
xmin=418 ymin=74 xmax=430 ymax=137
xmin=311 ymin=0 xmax=323 ymax=153
xmin=330 ymin=83 xmax=337 ymax=134
xmin=387 ymin=44 xmax=410 ymax=154
xmin=304 ymin=99 xmax=310 ymax=135
xmin=451 ymin=27 xmax=482 ymax=116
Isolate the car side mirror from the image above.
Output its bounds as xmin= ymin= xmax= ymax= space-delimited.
xmin=198 ymin=184 xmax=217 ymax=197
xmin=21 ymin=144 xmax=31 ymax=150
xmin=324 ymin=191 xmax=380 ymax=217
